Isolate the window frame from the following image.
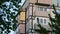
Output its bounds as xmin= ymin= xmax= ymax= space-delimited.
xmin=38 ymin=6 xmax=47 ymax=12
xmin=44 ymin=19 xmax=46 ymax=24
xmin=37 ymin=17 xmax=49 ymax=25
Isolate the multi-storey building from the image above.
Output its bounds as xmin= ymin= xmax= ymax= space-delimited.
xmin=15 ymin=0 xmax=60 ymax=34
xmin=26 ymin=0 xmax=60 ymax=34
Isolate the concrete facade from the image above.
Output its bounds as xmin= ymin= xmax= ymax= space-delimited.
xmin=16 ymin=0 xmax=60 ymax=34
xmin=26 ymin=0 xmax=60 ymax=34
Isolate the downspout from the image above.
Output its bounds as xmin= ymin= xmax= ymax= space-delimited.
xmin=37 ymin=0 xmax=38 ymax=3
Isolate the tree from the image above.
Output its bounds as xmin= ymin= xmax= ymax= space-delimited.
xmin=0 ymin=0 xmax=21 ymax=34
xmin=49 ymin=4 xmax=60 ymax=34
xmin=34 ymin=18 xmax=48 ymax=34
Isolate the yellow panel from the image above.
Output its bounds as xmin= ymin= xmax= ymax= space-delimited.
xmin=20 ymin=11 xmax=25 ymax=21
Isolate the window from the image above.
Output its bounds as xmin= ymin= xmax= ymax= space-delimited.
xmin=37 ymin=18 xmax=49 ymax=24
xmin=40 ymin=19 xmax=43 ymax=23
xmin=39 ymin=7 xmax=47 ymax=11
xmin=44 ymin=19 xmax=46 ymax=24
xmin=44 ymin=8 xmax=47 ymax=11
xmin=39 ymin=7 xmax=43 ymax=11
xmin=39 ymin=19 xmax=43 ymax=23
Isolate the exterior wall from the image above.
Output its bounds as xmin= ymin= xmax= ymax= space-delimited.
xmin=30 ymin=0 xmax=52 ymax=5
xmin=29 ymin=0 xmax=60 ymax=18
xmin=20 ymin=24 xmax=25 ymax=33
xmin=30 ymin=0 xmax=37 ymax=3
xmin=34 ymin=7 xmax=51 ymax=17
xmin=38 ymin=0 xmax=52 ymax=5
xmin=26 ymin=19 xmax=32 ymax=33
xmin=29 ymin=4 xmax=53 ymax=17
xmin=16 ymin=0 xmax=60 ymax=34
xmin=52 ymin=0 xmax=58 ymax=6
xmin=26 ymin=0 xmax=58 ymax=34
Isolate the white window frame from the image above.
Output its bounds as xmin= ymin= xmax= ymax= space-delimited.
xmin=38 ymin=6 xmax=47 ymax=12
xmin=37 ymin=17 xmax=49 ymax=25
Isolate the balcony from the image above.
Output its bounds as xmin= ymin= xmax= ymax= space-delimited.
xmin=34 ymin=11 xmax=51 ymax=18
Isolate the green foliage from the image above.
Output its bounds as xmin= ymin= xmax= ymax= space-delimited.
xmin=34 ymin=18 xmax=48 ymax=34
xmin=34 ymin=24 xmax=48 ymax=34
xmin=0 ymin=0 xmax=21 ymax=34
xmin=0 ymin=0 xmax=21 ymax=5
xmin=49 ymin=4 xmax=60 ymax=34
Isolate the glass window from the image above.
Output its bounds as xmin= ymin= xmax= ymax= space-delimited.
xmin=39 ymin=7 xmax=43 ymax=11
xmin=38 ymin=18 xmax=49 ymax=24
xmin=39 ymin=7 xmax=47 ymax=11
xmin=44 ymin=19 xmax=46 ymax=24
xmin=44 ymin=8 xmax=47 ymax=11
xmin=39 ymin=19 xmax=43 ymax=23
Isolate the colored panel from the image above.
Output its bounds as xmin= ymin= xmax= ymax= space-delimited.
xmin=20 ymin=11 xmax=25 ymax=21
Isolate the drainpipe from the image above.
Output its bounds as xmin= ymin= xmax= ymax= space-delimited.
xmin=37 ymin=0 xmax=38 ymax=3
xmin=31 ymin=3 xmax=34 ymax=34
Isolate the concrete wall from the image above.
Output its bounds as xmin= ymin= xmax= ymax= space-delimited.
xmin=52 ymin=0 xmax=58 ymax=6
xmin=29 ymin=5 xmax=52 ymax=17
xmin=38 ymin=0 xmax=52 ymax=5
xmin=30 ymin=0 xmax=37 ymax=3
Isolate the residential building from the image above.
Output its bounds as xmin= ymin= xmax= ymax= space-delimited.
xmin=15 ymin=0 xmax=60 ymax=34
xmin=26 ymin=0 xmax=60 ymax=34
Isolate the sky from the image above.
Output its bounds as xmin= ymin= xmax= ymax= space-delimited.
xmin=9 ymin=0 xmax=25 ymax=34
xmin=19 ymin=0 xmax=25 ymax=6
